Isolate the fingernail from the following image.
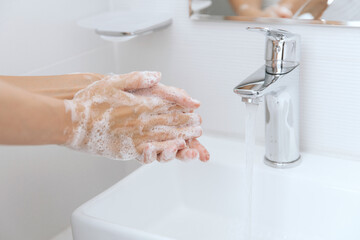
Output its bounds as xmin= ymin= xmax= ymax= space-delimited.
xmin=197 ymin=114 xmax=202 ymax=125
xmin=190 ymin=98 xmax=201 ymax=105
xmin=195 ymin=126 xmax=203 ymax=136
xmin=143 ymin=144 xmax=156 ymax=164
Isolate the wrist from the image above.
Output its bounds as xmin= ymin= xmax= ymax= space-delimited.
xmin=52 ymin=99 xmax=74 ymax=145
xmin=39 ymin=73 xmax=105 ymax=100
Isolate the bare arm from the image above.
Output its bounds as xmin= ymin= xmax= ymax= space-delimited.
xmin=0 ymin=73 xmax=209 ymax=162
xmin=0 ymin=81 xmax=70 ymax=145
xmin=0 ymin=73 xmax=103 ymax=100
xmin=0 ymin=72 xmax=210 ymax=162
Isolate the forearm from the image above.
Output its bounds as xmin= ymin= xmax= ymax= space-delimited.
xmin=0 ymin=73 xmax=103 ymax=100
xmin=0 ymin=81 xmax=71 ymax=145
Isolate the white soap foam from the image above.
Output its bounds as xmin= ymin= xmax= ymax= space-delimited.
xmin=139 ymin=71 xmax=161 ymax=86
xmin=64 ymin=73 xmax=201 ymax=162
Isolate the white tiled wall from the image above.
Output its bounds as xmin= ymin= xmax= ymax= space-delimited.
xmin=0 ymin=1 xmax=141 ymax=240
xmin=111 ymin=0 xmax=360 ymax=160
xmin=0 ymin=0 xmax=108 ymax=74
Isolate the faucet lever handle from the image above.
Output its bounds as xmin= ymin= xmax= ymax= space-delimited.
xmin=247 ymin=27 xmax=296 ymax=41
xmin=247 ymin=27 xmax=300 ymax=74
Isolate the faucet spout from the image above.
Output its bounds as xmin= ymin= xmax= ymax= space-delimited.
xmin=234 ymin=64 xmax=299 ymax=100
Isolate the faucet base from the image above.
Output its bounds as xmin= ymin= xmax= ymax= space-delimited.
xmin=264 ymin=156 xmax=302 ymax=169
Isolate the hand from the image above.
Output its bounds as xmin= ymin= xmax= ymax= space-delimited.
xmin=64 ymin=71 xmax=208 ymax=163
xmin=133 ymin=82 xmax=210 ymax=162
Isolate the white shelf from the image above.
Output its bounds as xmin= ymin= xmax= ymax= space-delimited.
xmin=78 ymin=11 xmax=172 ymax=42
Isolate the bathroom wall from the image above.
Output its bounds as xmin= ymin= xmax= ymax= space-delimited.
xmin=110 ymin=0 xmax=360 ymax=161
xmin=0 ymin=1 xmax=140 ymax=240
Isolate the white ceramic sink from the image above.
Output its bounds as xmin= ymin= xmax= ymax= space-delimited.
xmin=71 ymin=135 xmax=360 ymax=240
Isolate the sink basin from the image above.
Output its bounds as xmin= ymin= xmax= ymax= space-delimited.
xmin=71 ymin=135 xmax=360 ymax=240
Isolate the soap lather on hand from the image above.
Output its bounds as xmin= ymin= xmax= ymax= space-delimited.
xmin=64 ymin=71 xmax=210 ymax=164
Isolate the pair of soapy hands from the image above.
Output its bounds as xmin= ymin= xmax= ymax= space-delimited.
xmin=64 ymin=71 xmax=209 ymax=164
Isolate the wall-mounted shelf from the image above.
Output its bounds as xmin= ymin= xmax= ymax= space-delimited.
xmin=78 ymin=11 xmax=172 ymax=42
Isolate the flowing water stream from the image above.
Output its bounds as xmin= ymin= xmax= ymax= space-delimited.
xmin=243 ymin=102 xmax=259 ymax=240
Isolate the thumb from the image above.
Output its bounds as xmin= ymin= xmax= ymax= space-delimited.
xmin=110 ymin=71 xmax=161 ymax=91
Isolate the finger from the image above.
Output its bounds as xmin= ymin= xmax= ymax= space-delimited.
xmin=176 ymin=148 xmax=200 ymax=161
xmin=137 ymin=139 xmax=186 ymax=164
xmin=135 ymin=83 xmax=201 ymax=109
xmin=122 ymin=98 xmax=189 ymax=116
xmin=139 ymin=100 xmax=193 ymax=115
xmin=141 ymin=113 xmax=202 ymax=131
xmin=136 ymin=143 xmax=157 ymax=164
xmin=153 ymin=84 xmax=201 ymax=109
xmin=157 ymin=145 xmax=178 ymax=163
xmin=187 ymin=139 xmax=210 ymax=162
xmin=138 ymin=126 xmax=202 ymax=143
xmin=109 ymin=71 xmax=161 ymax=91
xmin=158 ymin=139 xmax=187 ymax=162
xmin=111 ymin=108 xmax=199 ymax=132
xmin=153 ymin=104 xmax=193 ymax=114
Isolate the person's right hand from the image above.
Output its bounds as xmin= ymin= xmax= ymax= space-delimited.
xmin=132 ymin=82 xmax=210 ymax=162
xmin=64 ymin=72 xmax=205 ymax=164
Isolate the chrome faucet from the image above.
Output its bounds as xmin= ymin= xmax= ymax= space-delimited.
xmin=234 ymin=27 xmax=301 ymax=168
